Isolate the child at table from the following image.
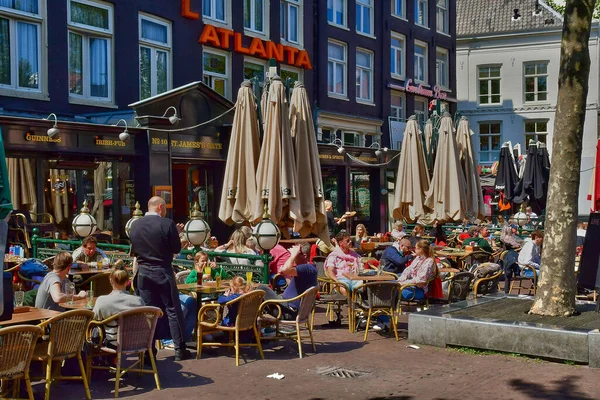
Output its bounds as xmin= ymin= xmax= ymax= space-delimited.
xmin=185 ymin=251 xmax=230 ymax=284
xmin=35 ymin=252 xmax=87 ymax=311
xmin=217 ymin=276 xmax=251 ymax=326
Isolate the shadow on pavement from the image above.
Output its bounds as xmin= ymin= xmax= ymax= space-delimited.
xmin=509 ymin=376 xmax=593 ymax=400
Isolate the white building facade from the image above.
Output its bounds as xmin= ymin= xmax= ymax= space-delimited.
xmin=456 ymin=0 xmax=599 ymax=216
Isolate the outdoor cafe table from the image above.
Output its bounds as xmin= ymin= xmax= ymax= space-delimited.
xmin=346 ymin=273 xmax=396 ymax=281
xmin=1 ymin=307 xmax=60 ymax=326
xmin=177 ymin=282 xmax=229 ymax=310
xmin=59 ymin=298 xmax=97 ymax=310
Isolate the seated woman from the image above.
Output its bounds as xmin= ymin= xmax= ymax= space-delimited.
xmin=35 ymin=252 xmax=87 ymax=311
xmin=185 ymin=251 xmax=229 ymax=284
xmin=217 ymin=276 xmax=251 ymax=326
xmin=214 ymin=229 xmax=256 ymax=265
xmin=500 ymin=224 xmax=523 ymax=250
xmin=92 ymin=265 xmax=145 ymax=349
xmin=352 ymin=224 xmax=369 ymax=247
xmin=409 ymin=223 xmax=426 ymax=247
xmin=429 ymin=224 xmax=447 ymax=247
xmin=324 ymin=231 xmax=362 ymax=295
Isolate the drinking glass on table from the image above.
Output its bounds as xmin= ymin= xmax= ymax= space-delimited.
xmin=103 ymin=257 xmax=110 ymax=269
xmin=246 ymin=271 xmax=253 ymax=283
xmin=65 ymin=282 xmax=76 ymax=305
xmin=14 ymin=290 xmax=25 ymax=307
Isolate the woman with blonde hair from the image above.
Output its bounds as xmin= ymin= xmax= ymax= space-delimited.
xmin=353 ymin=223 xmax=368 ymax=247
xmin=215 ymin=229 xmax=256 ymax=265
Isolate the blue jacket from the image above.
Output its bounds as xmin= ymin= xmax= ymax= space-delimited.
xmin=380 ymin=246 xmax=414 ymax=274
xmin=218 ymin=293 xmax=242 ymax=326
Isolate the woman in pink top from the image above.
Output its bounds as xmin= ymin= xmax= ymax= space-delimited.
xmin=324 ymin=231 xmax=362 ymax=295
xmin=398 ymin=239 xmax=437 ymax=300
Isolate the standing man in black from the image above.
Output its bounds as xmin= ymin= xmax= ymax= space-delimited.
xmin=130 ymin=196 xmax=191 ymax=360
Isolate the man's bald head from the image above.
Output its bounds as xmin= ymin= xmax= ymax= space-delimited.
xmin=148 ymin=196 xmax=166 ymax=217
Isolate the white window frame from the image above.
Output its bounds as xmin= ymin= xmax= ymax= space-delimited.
xmin=524 ymin=61 xmax=549 ymax=103
xmin=203 ymin=0 xmax=229 ymax=25
xmin=415 ymin=0 xmax=428 ymax=28
xmin=414 ymin=96 xmax=428 ymax=127
xmin=243 ymin=56 xmax=266 ymax=80
xmin=0 ymin=3 xmax=44 ymax=96
xmin=280 ymin=0 xmax=302 ymax=46
xmin=138 ymin=13 xmax=172 ymax=100
xmin=280 ymin=65 xmax=303 ymax=85
xmin=392 ymin=0 xmax=406 ymax=19
xmin=327 ymin=39 xmax=347 ymax=98
xmin=436 ymin=47 xmax=448 ymax=89
xmin=390 ymin=91 xmax=406 ymax=121
xmin=67 ymin=0 xmax=114 ymax=105
xmin=203 ymin=48 xmax=230 ymax=99
xmin=436 ymin=0 xmax=448 ymax=34
xmin=478 ymin=121 xmax=502 ymax=164
xmin=414 ymin=40 xmax=428 ymax=84
xmin=327 ymin=0 xmax=347 ymax=28
xmin=244 ymin=0 xmax=268 ymax=37
xmin=524 ymin=120 xmax=548 ymax=148
xmin=390 ymin=32 xmax=405 ymax=80
xmin=478 ymin=65 xmax=502 ymax=106
xmin=356 ymin=0 xmax=373 ymax=37
xmin=356 ymin=48 xmax=373 ymax=103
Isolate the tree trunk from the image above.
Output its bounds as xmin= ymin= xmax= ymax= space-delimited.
xmin=529 ymin=0 xmax=596 ymax=317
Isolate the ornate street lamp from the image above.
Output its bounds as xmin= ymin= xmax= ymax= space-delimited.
xmin=183 ymin=202 xmax=211 ymax=247
xmin=513 ymin=211 xmax=528 ymax=227
xmin=252 ymin=204 xmax=281 ymax=251
xmin=72 ymin=199 xmax=97 ymax=237
xmin=125 ymin=201 xmax=143 ymax=238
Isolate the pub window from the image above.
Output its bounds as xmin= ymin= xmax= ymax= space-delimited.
xmin=203 ymin=50 xmax=229 ymax=99
xmin=344 ymin=131 xmax=359 ymax=146
xmin=244 ymin=0 xmax=265 ymax=34
xmin=139 ymin=14 xmax=171 ymax=100
xmin=243 ymin=59 xmax=265 ymax=81
xmin=390 ymin=92 xmax=405 ymax=121
xmin=281 ymin=0 xmax=301 ymax=45
xmin=203 ymin=0 xmax=226 ymax=23
xmin=68 ymin=0 xmax=113 ymax=103
xmin=414 ymin=96 xmax=428 ymax=128
xmin=280 ymin=66 xmax=302 ymax=86
xmin=0 ymin=0 xmax=42 ymax=93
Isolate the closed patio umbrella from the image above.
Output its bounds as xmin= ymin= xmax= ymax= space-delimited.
xmin=7 ymin=158 xmax=36 ymax=212
xmin=587 ymin=139 xmax=600 ymax=212
xmin=92 ymin=162 xmax=107 ymax=230
xmin=494 ymin=143 xmax=519 ymax=201
xmin=253 ymin=75 xmax=298 ymax=228
xmin=456 ymin=116 xmax=484 ymax=220
xmin=392 ymin=115 xmax=430 ymax=223
xmin=288 ymin=81 xmax=329 ymax=243
xmin=424 ymin=113 xmax=467 ymax=222
xmin=424 ymin=119 xmax=433 ymax=159
xmin=218 ymin=81 xmax=261 ymax=225
xmin=514 ymin=142 xmax=550 ymax=214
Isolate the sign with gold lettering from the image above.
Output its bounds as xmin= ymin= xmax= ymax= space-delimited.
xmin=25 ymin=132 xmax=61 ymax=143
xmin=95 ymin=138 xmax=126 ymax=147
xmin=150 ymin=133 xmax=225 ymax=159
xmin=197 ymin=24 xmax=312 ymax=70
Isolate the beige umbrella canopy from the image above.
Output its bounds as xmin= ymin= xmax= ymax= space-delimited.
xmin=392 ymin=115 xmax=430 ymax=223
xmin=8 ymin=158 xmax=36 ymax=212
xmin=424 ymin=113 xmax=467 ymax=222
xmin=218 ymin=81 xmax=261 ymax=225
xmin=289 ymin=81 xmax=329 ymax=243
xmin=253 ymin=75 xmax=298 ymax=228
xmin=456 ymin=116 xmax=484 ymax=220
xmin=424 ymin=119 xmax=433 ymax=157
xmin=92 ymin=162 xmax=107 ymax=230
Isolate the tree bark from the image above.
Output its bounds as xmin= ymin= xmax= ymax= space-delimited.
xmin=529 ymin=0 xmax=596 ymax=316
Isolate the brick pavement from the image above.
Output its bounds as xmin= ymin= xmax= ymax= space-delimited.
xmin=44 ymin=308 xmax=600 ymax=400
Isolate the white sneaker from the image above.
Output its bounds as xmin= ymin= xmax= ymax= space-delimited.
xmin=372 ymin=323 xmax=385 ymax=331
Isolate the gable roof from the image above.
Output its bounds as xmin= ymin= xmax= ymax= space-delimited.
xmin=457 ymin=0 xmax=563 ymax=37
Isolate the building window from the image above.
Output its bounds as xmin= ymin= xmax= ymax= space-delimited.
xmin=281 ymin=67 xmax=301 ymax=85
xmin=414 ymin=40 xmax=427 ymax=84
xmin=280 ymin=0 xmax=300 ymax=44
xmin=390 ymin=92 xmax=405 ymax=120
xmin=243 ymin=59 xmax=265 ymax=81
xmin=414 ymin=97 xmax=427 ymax=127
xmin=390 ymin=32 xmax=405 ymax=79
xmin=356 ymin=0 xmax=373 ymax=36
xmin=524 ymin=120 xmax=548 ymax=147
xmin=344 ymin=131 xmax=359 ymax=146
xmin=327 ymin=40 xmax=346 ymax=97
xmin=356 ymin=49 xmax=373 ymax=102
xmin=392 ymin=0 xmax=405 ymax=19
xmin=479 ymin=122 xmax=501 ymax=163
xmin=68 ymin=0 xmax=113 ymax=102
xmin=203 ymin=50 xmax=228 ymax=98
xmin=139 ymin=15 xmax=171 ymax=100
xmin=0 ymin=0 xmax=42 ymax=91
xmin=327 ymin=0 xmax=346 ymax=27
xmin=203 ymin=0 xmax=226 ymax=23
xmin=415 ymin=0 xmax=428 ymax=27
xmin=244 ymin=0 xmax=264 ymax=33
xmin=524 ymin=62 xmax=548 ymax=102
xmin=436 ymin=47 xmax=448 ymax=88
xmin=478 ymin=65 xmax=501 ymax=105
xmin=436 ymin=0 xmax=448 ymax=33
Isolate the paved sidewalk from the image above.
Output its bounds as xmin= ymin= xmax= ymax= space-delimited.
xmin=44 ymin=308 xmax=600 ymax=400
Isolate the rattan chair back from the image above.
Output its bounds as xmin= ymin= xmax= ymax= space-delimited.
xmin=0 ymin=325 xmax=43 ymax=379
xmin=175 ymin=270 xmax=191 ymax=284
xmin=365 ymin=281 xmax=400 ymax=309
xmin=115 ymin=306 xmax=162 ymax=353
xmin=46 ymin=309 xmax=94 ymax=359
xmin=295 ymin=286 xmax=318 ymax=324
xmin=233 ymin=290 xmax=265 ymax=331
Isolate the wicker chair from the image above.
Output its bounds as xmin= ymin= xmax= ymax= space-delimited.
xmin=472 ymin=263 xmax=503 ymax=296
xmin=314 ymin=261 xmax=351 ymax=330
xmin=257 ymin=286 xmax=318 ymax=358
xmin=446 ymin=272 xmax=475 ymax=302
xmin=397 ymin=264 xmax=439 ymax=316
xmin=352 ymin=282 xmax=400 ymax=342
xmin=33 ymin=309 xmax=94 ymax=400
xmin=0 ymin=325 xmax=43 ymax=400
xmin=196 ymin=290 xmax=265 ymax=366
xmin=175 ymin=270 xmax=191 ymax=284
xmin=86 ymin=306 xmax=163 ymax=397
xmin=76 ymin=272 xmax=112 ymax=296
